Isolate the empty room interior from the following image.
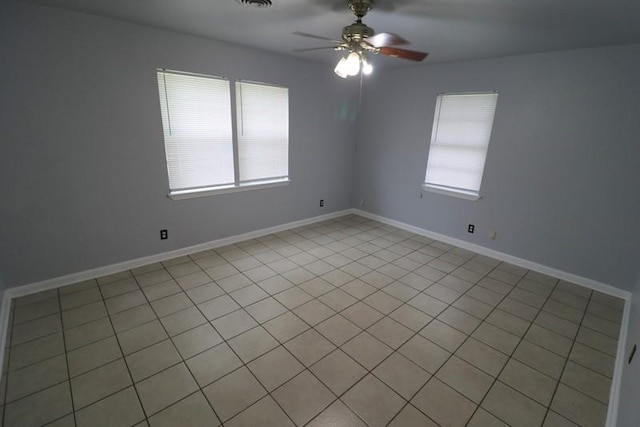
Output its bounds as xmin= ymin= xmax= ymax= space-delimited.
xmin=1 ymin=0 xmax=640 ymax=426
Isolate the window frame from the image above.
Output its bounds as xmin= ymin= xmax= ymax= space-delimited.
xmin=156 ymin=69 xmax=290 ymax=200
xmin=422 ymin=91 xmax=498 ymax=201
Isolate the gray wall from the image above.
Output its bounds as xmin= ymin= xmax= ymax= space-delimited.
xmin=0 ymin=2 xmax=358 ymax=288
xmin=617 ymin=273 xmax=640 ymax=426
xmin=354 ymin=44 xmax=640 ymax=291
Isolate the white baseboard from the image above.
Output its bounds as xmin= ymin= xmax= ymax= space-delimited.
xmin=0 ymin=207 xmax=631 ymax=426
xmin=353 ymin=208 xmax=631 ymax=427
xmin=0 ymin=208 xmax=354 ymax=372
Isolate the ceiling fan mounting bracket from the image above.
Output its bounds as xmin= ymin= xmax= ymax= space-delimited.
xmin=348 ymin=0 xmax=374 ymax=20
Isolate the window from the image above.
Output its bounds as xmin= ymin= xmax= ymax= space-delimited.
xmin=423 ymin=92 xmax=498 ymax=200
xmin=157 ymin=69 xmax=289 ymax=199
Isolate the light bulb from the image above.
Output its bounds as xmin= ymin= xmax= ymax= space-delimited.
xmin=362 ymin=59 xmax=373 ymax=75
xmin=334 ymin=57 xmax=349 ymax=78
xmin=345 ymin=52 xmax=361 ymax=76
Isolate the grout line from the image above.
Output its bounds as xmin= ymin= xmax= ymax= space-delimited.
xmin=54 ymin=288 xmax=77 ymax=427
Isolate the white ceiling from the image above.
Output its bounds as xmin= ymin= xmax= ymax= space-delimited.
xmin=25 ymin=0 xmax=640 ymax=67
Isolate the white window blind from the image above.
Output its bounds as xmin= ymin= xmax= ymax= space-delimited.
xmin=157 ymin=70 xmax=234 ymax=191
xmin=236 ymin=81 xmax=289 ymax=183
xmin=424 ymin=93 xmax=498 ymax=197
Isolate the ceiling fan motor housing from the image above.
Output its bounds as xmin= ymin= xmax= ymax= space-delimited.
xmin=342 ymin=22 xmax=375 ymax=43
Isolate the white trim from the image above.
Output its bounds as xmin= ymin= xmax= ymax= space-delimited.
xmin=421 ymin=184 xmax=481 ymax=201
xmin=169 ymin=179 xmax=290 ymax=200
xmin=354 ymin=208 xmax=630 ymax=299
xmin=0 ymin=207 xmax=632 ymax=427
xmin=607 ymin=297 xmax=631 ymax=427
xmin=3 ymin=209 xmax=354 ymax=302
xmin=353 ymin=208 xmax=631 ymax=427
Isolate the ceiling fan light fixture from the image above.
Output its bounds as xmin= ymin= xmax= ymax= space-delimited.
xmin=362 ymin=58 xmax=373 ymax=75
xmin=345 ymin=52 xmax=361 ymax=76
xmin=334 ymin=56 xmax=350 ymax=78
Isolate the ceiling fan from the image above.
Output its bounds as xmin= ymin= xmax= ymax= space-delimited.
xmin=295 ymin=0 xmax=428 ymax=78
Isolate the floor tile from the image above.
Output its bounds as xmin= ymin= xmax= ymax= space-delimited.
xmin=299 ymin=277 xmax=335 ymax=298
xmin=342 ymin=331 xmax=393 ymax=370
xmin=105 ymin=290 xmax=147 ymax=315
xmin=117 ymin=320 xmax=167 ymax=355
xmin=258 ymin=275 xmax=296 ymax=295
xmin=228 ymin=326 xmax=279 ymax=363
xmin=343 ymin=374 xmax=405 ymax=427
xmin=435 ymin=355 xmax=493 ymax=403
xmin=535 ymin=311 xmax=580 ymax=339
xmin=485 ymin=309 xmax=531 ymax=337
xmin=472 ymin=322 xmax=520 ymax=355
xmin=407 ymin=293 xmax=448 ymax=317
xmin=175 ymin=270 xmax=211 ymax=290
xmin=293 ymin=299 xmax=336 ymax=326
xmin=100 ymin=277 xmax=140 ymax=299
xmin=389 ymin=304 xmax=432 ymax=332
xmin=285 ymin=328 xmax=336 ymax=366
xmin=13 ymin=297 xmax=59 ymax=324
xmin=272 ymin=370 xmax=335 ymax=426
xmin=229 ymin=284 xmax=269 ymax=307
xmin=7 ymin=354 xmax=68 ymax=402
xmin=307 ymin=399 xmax=366 ymax=427
xmin=186 ymin=342 xmax=243 ymax=388
xmin=67 ymin=336 xmax=122 ymax=377
xmin=569 ymin=342 xmax=615 ymax=378
xmin=75 ymin=386 xmax=145 ymax=427
xmin=110 ymin=304 xmax=157 ymax=333
xmin=543 ymin=410 xmax=580 ymax=427
xmin=150 ymin=292 xmax=193 ymax=317
xmin=225 ymin=396 xmax=293 ymax=427
xmin=481 ymin=381 xmax=546 ymax=427
xmin=388 ymin=404 xmax=438 ymax=427
xmin=310 ymin=349 xmax=367 ymax=396
xmin=561 ymin=360 xmax=611 ymax=404
xmin=274 ymin=286 xmax=314 ymax=309
xmin=576 ymin=327 xmax=618 ymax=357
xmin=71 ymin=358 xmax=132 ymax=409
xmin=452 ymin=295 xmax=493 ymax=319
xmin=455 ymin=338 xmax=508 ymax=377
xmin=398 ymin=335 xmax=450 ymax=374
xmin=373 ymin=352 xmax=430 ymax=400
xmin=318 ymin=288 xmax=358 ymax=312
xmin=499 ymin=359 xmax=558 ymax=406
xmin=12 ymin=314 xmax=62 ymax=346
xmin=341 ymin=279 xmax=378 ymax=299
xmin=247 ymin=346 xmax=304 ymax=391
xmin=159 ymin=306 xmax=206 ymax=337
xmin=148 ymin=391 xmax=219 ymax=426
xmin=9 ymin=332 xmax=65 ymax=371
xmin=315 ymin=314 xmax=362 ymax=346
xmin=467 ymin=408 xmax=510 ymax=427
xmin=525 ymin=324 xmax=573 ymax=357
xmin=126 ymin=339 xmax=182 ymax=382
xmin=185 ymin=282 xmax=225 ymax=304
xmin=341 ymin=301 xmax=385 ymax=329
xmin=263 ymin=311 xmax=310 ymax=343
xmin=411 ymin=377 xmax=476 ymax=427
xmin=551 ymin=384 xmax=608 ymax=427
xmin=142 ymin=280 xmax=182 ymax=302
xmin=172 ymin=323 xmax=223 ymax=359
xmin=419 ymin=319 xmax=467 ymax=352
xmin=367 ymin=317 xmax=414 ymax=349
xmin=203 ymin=366 xmax=267 ymax=422
xmin=513 ymin=339 xmax=566 ymax=379
xmin=4 ymin=382 xmax=72 ymax=427
xmin=136 ymin=363 xmax=199 ymax=416
xmin=244 ymin=297 xmax=287 ymax=323
xmin=65 ymin=317 xmax=114 ymax=350
xmin=61 ymin=301 xmax=108 ymax=329
xmin=211 ymin=309 xmax=257 ymax=339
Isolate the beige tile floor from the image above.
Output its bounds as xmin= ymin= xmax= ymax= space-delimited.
xmin=0 ymin=214 xmax=625 ymax=426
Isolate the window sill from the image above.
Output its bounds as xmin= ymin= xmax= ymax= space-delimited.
xmin=421 ymin=184 xmax=481 ymax=201
xmin=169 ymin=178 xmax=290 ymax=200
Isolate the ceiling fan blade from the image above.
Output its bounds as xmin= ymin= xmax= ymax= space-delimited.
xmin=293 ymin=31 xmax=341 ymax=43
xmin=378 ymin=46 xmax=428 ymax=62
xmin=294 ymin=46 xmax=337 ymax=52
xmin=366 ymin=32 xmax=408 ymax=47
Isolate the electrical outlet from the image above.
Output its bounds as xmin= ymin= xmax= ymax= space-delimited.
xmin=160 ymin=229 xmax=168 ymax=240
xmin=468 ymin=224 xmax=475 ymax=233
xmin=630 ymin=344 xmax=637 ymax=364
xmin=320 ymin=199 xmax=324 ymax=207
